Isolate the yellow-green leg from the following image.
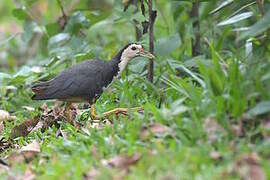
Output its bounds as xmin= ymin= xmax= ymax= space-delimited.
xmin=90 ymin=104 xmax=143 ymax=120
xmin=64 ymin=102 xmax=73 ymax=124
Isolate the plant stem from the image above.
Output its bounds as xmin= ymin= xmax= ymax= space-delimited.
xmin=147 ymin=0 xmax=155 ymax=82
xmin=256 ymin=0 xmax=270 ymax=41
xmin=191 ymin=0 xmax=200 ymax=57
xmin=256 ymin=0 xmax=264 ymax=15
xmin=57 ymin=0 xmax=67 ymax=17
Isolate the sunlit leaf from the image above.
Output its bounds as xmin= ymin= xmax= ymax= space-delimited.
xmin=12 ymin=7 xmax=28 ymax=20
xmin=217 ymin=12 xmax=253 ymax=26
xmin=48 ymin=33 xmax=71 ymax=49
xmin=238 ymin=10 xmax=270 ymax=40
xmin=64 ymin=11 xmax=91 ymax=34
xmin=248 ymin=101 xmax=270 ymax=116
xmin=210 ymin=0 xmax=233 ymax=14
xmin=155 ymin=34 xmax=181 ymax=56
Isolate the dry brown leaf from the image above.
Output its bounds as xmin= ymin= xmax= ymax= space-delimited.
xmin=55 ymin=128 xmax=68 ymax=139
xmin=0 ymin=138 xmax=13 ymax=153
xmin=21 ymin=140 xmax=40 ymax=153
xmin=8 ymin=140 xmax=40 ymax=165
xmin=0 ymin=110 xmax=16 ymax=122
xmin=8 ymin=152 xmax=25 ymax=164
xmin=0 ymin=163 xmax=9 ymax=174
xmin=84 ymin=168 xmax=100 ymax=180
xmin=262 ymin=117 xmax=270 ymax=141
xmin=231 ymin=124 xmax=243 ymax=137
xmin=20 ymin=140 xmax=40 ymax=162
xmin=141 ymin=123 xmax=172 ymax=139
xmin=203 ymin=117 xmax=227 ymax=143
xmin=0 ymin=121 xmax=4 ymax=134
xmin=22 ymin=167 xmax=36 ymax=180
xmin=210 ymin=151 xmax=222 ymax=160
xmin=10 ymin=117 xmax=39 ymax=139
xmin=235 ymin=152 xmax=265 ymax=180
xmin=22 ymin=106 xmax=35 ymax=111
xmin=90 ymin=146 xmax=98 ymax=157
xmin=102 ymin=153 xmax=141 ymax=169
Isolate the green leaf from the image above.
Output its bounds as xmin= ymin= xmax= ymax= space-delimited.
xmin=155 ymin=34 xmax=181 ymax=56
xmin=217 ymin=12 xmax=253 ymax=26
xmin=12 ymin=7 xmax=28 ymax=20
xmin=238 ymin=10 xmax=270 ymax=40
xmin=48 ymin=33 xmax=71 ymax=49
xmin=64 ymin=11 xmax=91 ymax=34
xmin=248 ymin=101 xmax=270 ymax=116
xmin=0 ymin=72 xmax=11 ymax=82
xmin=209 ymin=0 xmax=233 ymax=14
xmin=13 ymin=66 xmax=33 ymax=78
xmin=46 ymin=23 xmax=60 ymax=37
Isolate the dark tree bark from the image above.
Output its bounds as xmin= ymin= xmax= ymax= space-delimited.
xmin=256 ymin=0 xmax=264 ymax=15
xmin=147 ymin=0 xmax=156 ymax=83
xmin=191 ymin=0 xmax=200 ymax=57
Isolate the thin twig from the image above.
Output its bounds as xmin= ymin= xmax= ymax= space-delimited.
xmin=147 ymin=0 xmax=156 ymax=82
xmin=228 ymin=1 xmax=256 ymax=19
xmin=57 ymin=0 xmax=67 ymax=17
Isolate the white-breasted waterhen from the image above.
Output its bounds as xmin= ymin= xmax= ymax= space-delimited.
xmin=31 ymin=43 xmax=155 ymax=122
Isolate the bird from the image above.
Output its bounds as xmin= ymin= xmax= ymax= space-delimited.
xmin=31 ymin=43 xmax=155 ymax=122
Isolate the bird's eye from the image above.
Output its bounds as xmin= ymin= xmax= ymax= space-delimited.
xmin=131 ymin=46 xmax=137 ymax=51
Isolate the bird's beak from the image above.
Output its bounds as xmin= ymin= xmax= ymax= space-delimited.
xmin=139 ymin=48 xmax=155 ymax=59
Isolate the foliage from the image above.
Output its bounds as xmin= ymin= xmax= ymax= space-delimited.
xmin=0 ymin=0 xmax=270 ymax=179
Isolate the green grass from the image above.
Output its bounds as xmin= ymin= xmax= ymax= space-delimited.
xmin=1 ymin=0 xmax=270 ymax=179
xmin=1 ymin=54 xmax=270 ymax=179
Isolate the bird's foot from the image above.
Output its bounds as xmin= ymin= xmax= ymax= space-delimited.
xmin=100 ymin=106 xmax=144 ymax=119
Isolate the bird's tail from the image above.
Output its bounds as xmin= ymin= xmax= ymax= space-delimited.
xmin=31 ymin=81 xmax=51 ymax=100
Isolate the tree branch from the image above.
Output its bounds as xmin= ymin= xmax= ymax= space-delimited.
xmin=57 ymin=0 xmax=67 ymax=17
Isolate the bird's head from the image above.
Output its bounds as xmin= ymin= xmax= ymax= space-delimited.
xmin=120 ymin=43 xmax=155 ymax=60
xmin=115 ymin=43 xmax=155 ymax=75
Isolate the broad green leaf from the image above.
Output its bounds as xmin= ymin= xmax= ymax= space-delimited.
xmin=248 ymin=101 xmax=270 ymax=116
xmin=64 ymin=11 xmax=91 ymax=34
xmin=22 ymin=21 xmax=42 ymax=43
xmin=238 ymin=10 xmax=270 ymax=40
xmin=209 ymin=0 xmax=233 ymax=14
xmin=155 ymin=34 xmax=181 ymax=56
xmin=13 ymin=66 xmax=33 ymax=78
xmin=12 ymin=7 xmax=28 ymax=20
xmin=217 ymin=12 xmax=253 ymax=26
xmin=0 ymin=72 xmax=11 ymax=82
xmin=48 ymin=33 xmax=71 ymax=49
xmin=209 ymin=69 xmax=224 ymax=96
xmin=46 ymin=23 xmax=60 ymax=37
xmin=176 ymin=64 xmax=206 ymax=88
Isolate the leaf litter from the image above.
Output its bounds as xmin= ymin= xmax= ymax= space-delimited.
xmin=7 ymin=140 xmax=40 ymax=165
xmin=140 ymin=123 xmax=173 ymax=139
xmin=102 ymin=153 xmax=141 ymax=169
xmin=234 ymin=152 xmax=265 ymax=180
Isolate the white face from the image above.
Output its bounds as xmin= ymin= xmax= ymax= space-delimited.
xmin=121 ymin=44 xmax=143 ymax=60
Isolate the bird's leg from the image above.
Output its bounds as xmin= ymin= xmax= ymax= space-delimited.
xmin=100 ymin=107 xmax=144 ymax=118
xmin=90 ymin=104 xmax=144 ymax=120
xmin=64 ymin=102 xmax=73 ymax=124
xmin=90 ymin=104 xmax=99 ymax=120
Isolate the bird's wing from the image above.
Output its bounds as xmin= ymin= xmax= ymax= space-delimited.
xmin=32 ymin=60 xmax=109 ymax=101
